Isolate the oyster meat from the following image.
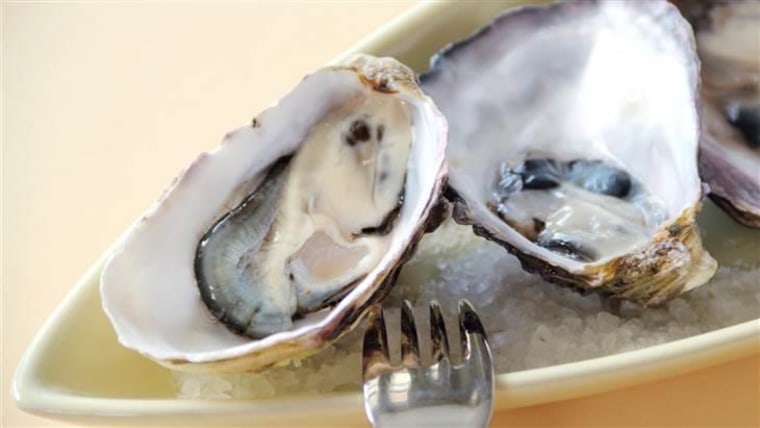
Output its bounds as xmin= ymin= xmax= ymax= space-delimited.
xmin=100 ymin=55 xmax=447 ymax=372
xmin=676 ymin=0 xmax=760 ymax=227
xmin=422 ymin=0 xmax=717 ymax=305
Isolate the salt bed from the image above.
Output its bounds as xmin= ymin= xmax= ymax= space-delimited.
xmin=173 ymin=203 xmax=760 ymax=399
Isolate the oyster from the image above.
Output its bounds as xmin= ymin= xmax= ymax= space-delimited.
xmin=100 ymin=55 xmax=447 ymax=372
xmin=676 ymin=0 xmax=760 ymax=227
xmin=422 ymin=0 xmax=717 ymax=305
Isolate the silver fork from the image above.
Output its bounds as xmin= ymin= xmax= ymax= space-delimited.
xmin=362 ymin=300 xmax=494 ymax=428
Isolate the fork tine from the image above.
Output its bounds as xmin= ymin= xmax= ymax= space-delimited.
xmin=363 ymin=301 xmax=495 ymax=428
xmin=399 ymin=300 xmax=421 ymax=367
xmin=429 ymin=300 xmax=450 ymax=363
xmin=362 ymin=304 xmax=390 ymax=380
xmin=458 ymin=299 xmax=488 ymax=361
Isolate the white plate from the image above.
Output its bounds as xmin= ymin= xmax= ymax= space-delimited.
xmin=13 ymin=1 xmax=760 ymax=426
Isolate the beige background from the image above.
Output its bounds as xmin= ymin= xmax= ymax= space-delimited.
xmin=2 ymin=1 xmax=758 ymax=427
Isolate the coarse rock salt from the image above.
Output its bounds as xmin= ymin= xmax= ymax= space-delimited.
xmin=173 ymin=210 xmax=760 ymax=399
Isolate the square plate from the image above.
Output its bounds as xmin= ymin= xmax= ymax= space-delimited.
xmin=13 ymin=1 xmax=760 ymax=426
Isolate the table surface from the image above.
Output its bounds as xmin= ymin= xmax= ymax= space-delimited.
xmin=3 ymin=2 xmax=759 ymax=427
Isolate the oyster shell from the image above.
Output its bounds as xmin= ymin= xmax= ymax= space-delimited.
xmin=422 ymin=0 xmax=717 ymax=305
xmin=676 ymin=0 xmax=760 ymax=227
xmin=100 ymin=55 xmax=447 ymax=372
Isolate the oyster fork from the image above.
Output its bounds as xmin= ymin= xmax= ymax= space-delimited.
xmin=362 ymin=300 xmax=494 ymax=428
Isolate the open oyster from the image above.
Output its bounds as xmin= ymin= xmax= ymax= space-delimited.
xmin=676 ymin=0 xmax=760 ymax=227
xmin=422 ymin=0 xmax=717 ymax=305
xmin=100 ymin=55 xmax=447 ymax=372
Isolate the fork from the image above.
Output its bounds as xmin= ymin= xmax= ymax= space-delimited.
xmin=362 ymin=300 xmax=494 ymax=428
